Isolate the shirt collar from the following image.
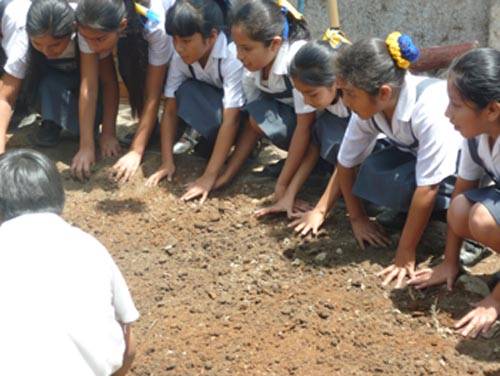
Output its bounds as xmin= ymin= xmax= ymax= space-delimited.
xmin=394 ymin=72 xmax=418 ymax=123
xmin=1 ymin=212 xmax=63 ymax=230
xmin=209 ymin=32 xmax=228 ymax=60
xmin=270 ymin=41 xmax=290 ymax=76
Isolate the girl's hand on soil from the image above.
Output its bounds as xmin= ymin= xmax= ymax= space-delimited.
xmin=99 ymin=134 xmax=121 ymax=158
xmin=145 ymin=161 xmax=176 ymax=187
xmin=288 ymin=207 xmax=326 ymax=236
xmin=408 ymin=261 xmax=460 ymax=291
xmin=111 ymin=150 xmax=142 ymax=184
xmin=350 ymin=216 xmax=391 ymax=250
xmin=377 ymin=248 xmax=416 ymax=289
xmin=255 ymin=195 xmax=309 ymax=219
xmin=71 ymin=146 xmax=95 ymax=181
xmin=454 ymin=294 xmax=500 ymax=338
xmin=213 ymin=172 xmax=230 ymax=190
xmin=180 ymin=173 xmax=217 ymax=204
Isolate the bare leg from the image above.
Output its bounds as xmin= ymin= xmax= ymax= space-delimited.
xmin=468 ymin=202 xmax=500 ymax=253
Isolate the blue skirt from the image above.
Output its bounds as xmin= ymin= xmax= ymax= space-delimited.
xmin=464 ymin=186 xmax=500 ymax=225
xmin=312 ymin=111 xmax=349 ymax=165
xmin=245 ymin=96 xmax=296 ymax=151
xmin=352 ymin=146 xmax=455 ymax=212
xmin=175 ymin=79 xmax=224 ymax=143
xmin=39 ymin=67 xmax=103 ymax=134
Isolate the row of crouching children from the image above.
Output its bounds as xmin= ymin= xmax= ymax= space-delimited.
xmin=0 ymin=0 xmax=498 ymax=373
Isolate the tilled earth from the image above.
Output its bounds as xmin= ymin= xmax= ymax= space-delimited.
xmin=7 ymin=115 xmax=500 ymax=376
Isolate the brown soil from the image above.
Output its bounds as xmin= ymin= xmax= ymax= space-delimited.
xmin=7 ymin=116 xmax=500 ymax=376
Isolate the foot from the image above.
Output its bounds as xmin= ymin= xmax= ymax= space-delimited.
xmin=173 ymin=127 xmax=201 ymax=155
xmin=33 ymin=120 xmax=62 ymax=147
xmin=459 ymin=240 xmax=490 ymax=267
xmin=375 ymin=208 xmax=407 ymax=230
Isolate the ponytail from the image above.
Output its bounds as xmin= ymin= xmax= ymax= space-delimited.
xmin=230 ymin=0 xmax=310 ymax=45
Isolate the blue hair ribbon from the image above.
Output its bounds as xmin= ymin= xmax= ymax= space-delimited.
xmin=281 ymin=7 xmax=289 ymax=40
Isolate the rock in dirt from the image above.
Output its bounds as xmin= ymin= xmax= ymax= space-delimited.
xmin=457 ymin=275 xmax=490 ymax=297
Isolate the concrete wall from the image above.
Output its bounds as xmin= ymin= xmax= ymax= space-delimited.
xmin=302 ymin=0 xmax=493 ymax=48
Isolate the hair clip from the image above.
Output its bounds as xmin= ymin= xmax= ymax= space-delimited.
xmin=277 ymin=0 xmax=303 ymax=20
xmin=322 ymin=27 xmax=351 ymax=50
xmin=385 ymin=31 xmax=420 ymax=69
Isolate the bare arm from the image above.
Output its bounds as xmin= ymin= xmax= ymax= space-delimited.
xmin=0 ymin=73 xmax=22 ymax=153
xmin=275 ymin=111 xmax=315 ymax=197
xmin=112 ymin=324 xmax=136 ymax=376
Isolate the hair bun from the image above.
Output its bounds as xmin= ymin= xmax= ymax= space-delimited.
xmin=385 ymin=31 xmax=420 ymax=69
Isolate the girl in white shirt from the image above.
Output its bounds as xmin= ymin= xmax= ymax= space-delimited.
xmin=410 ymin=48 xmax=500 ymax=338
xmin=0 ymin=0 xmax=31 ymax=154
xmin=256 ymin=35 xmax=353 ymax=235
xmin=25 ymin=0 xmax=108 ymax=147
xmin=214 ymin=0 xmax=315 ymax=202
xmin=72 ymin=0 xmax=174 ymax=181
xmin=146 ymin=0 xmax=246 ymax=205
xmin=334 ymin=32 xmax=462 ymax=289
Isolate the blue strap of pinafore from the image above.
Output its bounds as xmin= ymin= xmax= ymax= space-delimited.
xmin=467 ymin=137 xmax=500 ymax=187
xmin=371 ymin=77 xmax=441 ymax=152
xmin=271 ymin=74 xmax=294 ymax=99
xmin=188 ymin=59 xmax=223 ymax=84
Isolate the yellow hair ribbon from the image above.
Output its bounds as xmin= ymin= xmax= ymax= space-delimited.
xmin=322 ymin=28 xmax=351 ymax=50
xmin=134 ymin=2 xmax=148 ymax=17
xmin=277 ymin=0 xmax=303 ymax=20
xmin=385 ymin=31 xmax=410 ymax=69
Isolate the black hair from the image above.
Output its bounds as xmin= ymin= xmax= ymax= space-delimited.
xmin=0 ymin=149 xmax=64 ymax=221
xmin=290 ymin=40 xmax=345 ymax=87
xmin=230 ymin=0 xmax=310 ymax=45
xmin=76 ymin=0 xmax=149 ymax=117
xmin=335 ymin=38 xmax=407 ymax=96
xmin=165 ymin=0 xmax=228 ymax=39
xmin=24 ymin=0 xmax=76 ymax=105
xmin=449 ymin=48 xmax=500 ymax=110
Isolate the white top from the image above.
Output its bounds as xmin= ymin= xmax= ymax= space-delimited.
xmin=458 ymin=135 xmax=500 ymax=181
xmin=164 ymin=32 xmax=245 ymax=109
xmin=338 ymin=73 xmax=463 ymax=186
xmin=1 ymin=0 xmax=31 ymax=79
xmin=325 ymin=96 xmax=350 ymax=118
xmin=242 ymin=40 xmax=315 ymax=114
xmin=78 ymin=0 xmax=174 ymax=66
xmin=0 ymin=213 xmax=139 ymax=376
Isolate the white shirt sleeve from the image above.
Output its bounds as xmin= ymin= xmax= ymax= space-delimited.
xmin=412 ymin=97 xmax=461 ymax=186
xmin=1 ymin=7 xmax=29 ymax=79
xmin=221 ymin=56 xmax=245 ymax=109
xmin=145 ymin=25 xmax=173 ymax=66
xmin=164 ymin=53 xmax=189 ymax=98
xmin=242 ymin=70 xmax=261 ymax=104
xmin=292 ymin=88 xmax=315 ymax=114
xmin=337 ymin=113 xmax=379 ymax=168
xmin=108 ymin=257 xmax=140 ymax=324
xmin=458 ymin=138 xmax=484 ymax=181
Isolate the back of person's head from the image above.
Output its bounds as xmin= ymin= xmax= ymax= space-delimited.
xmin=449 ymin=48 xmax=500 ymax=110
xmin=165 ymin=0 xmax=227 ymax=39
xmin=230 ymin=0 xmax=309 ymax=45
xmin=0 ymin=149 xmax=65 ymax=221
xmin=76 ymin=0 xmax=148 ymax=117
xmin=335 ymin=32 xmax=420 ymax=96
xmin=290 ymin=31 xmax=350 ymax=87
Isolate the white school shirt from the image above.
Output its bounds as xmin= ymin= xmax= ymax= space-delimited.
xmin=164 ymin=32 xmax=245 ymax=109
xmin=337 ymin=73 xmax=463 ymax=186
xmin=0 ymin=213 xmax=139 ymax=376
xmin=242 ymin=39 xmax=315 ymax=114
xmin=458 ymin=135 xmax=500 ymax=181
xmin=78 ymin=0 xmax=174 ymax=66
xmin=1 ymin=0 xmax=31 ymax=79
xmin=325 ymin=96 xmax=350 ymax=118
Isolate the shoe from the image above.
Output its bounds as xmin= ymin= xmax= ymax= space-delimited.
xmin=460 ymin=240 xmax=490 ymax=267
xmin=375 ymin=208 xmax=407 ymax=230
xmin=258 ymin=159 xmax=285 ymax=178
xmin=33 ymin=120 xmax=62 ymax=147
xmin=173 ymin=127 xmax=201 ymax=155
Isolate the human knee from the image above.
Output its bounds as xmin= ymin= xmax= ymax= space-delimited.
xmin=468 ymin=203 xmax=500 ymax=251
